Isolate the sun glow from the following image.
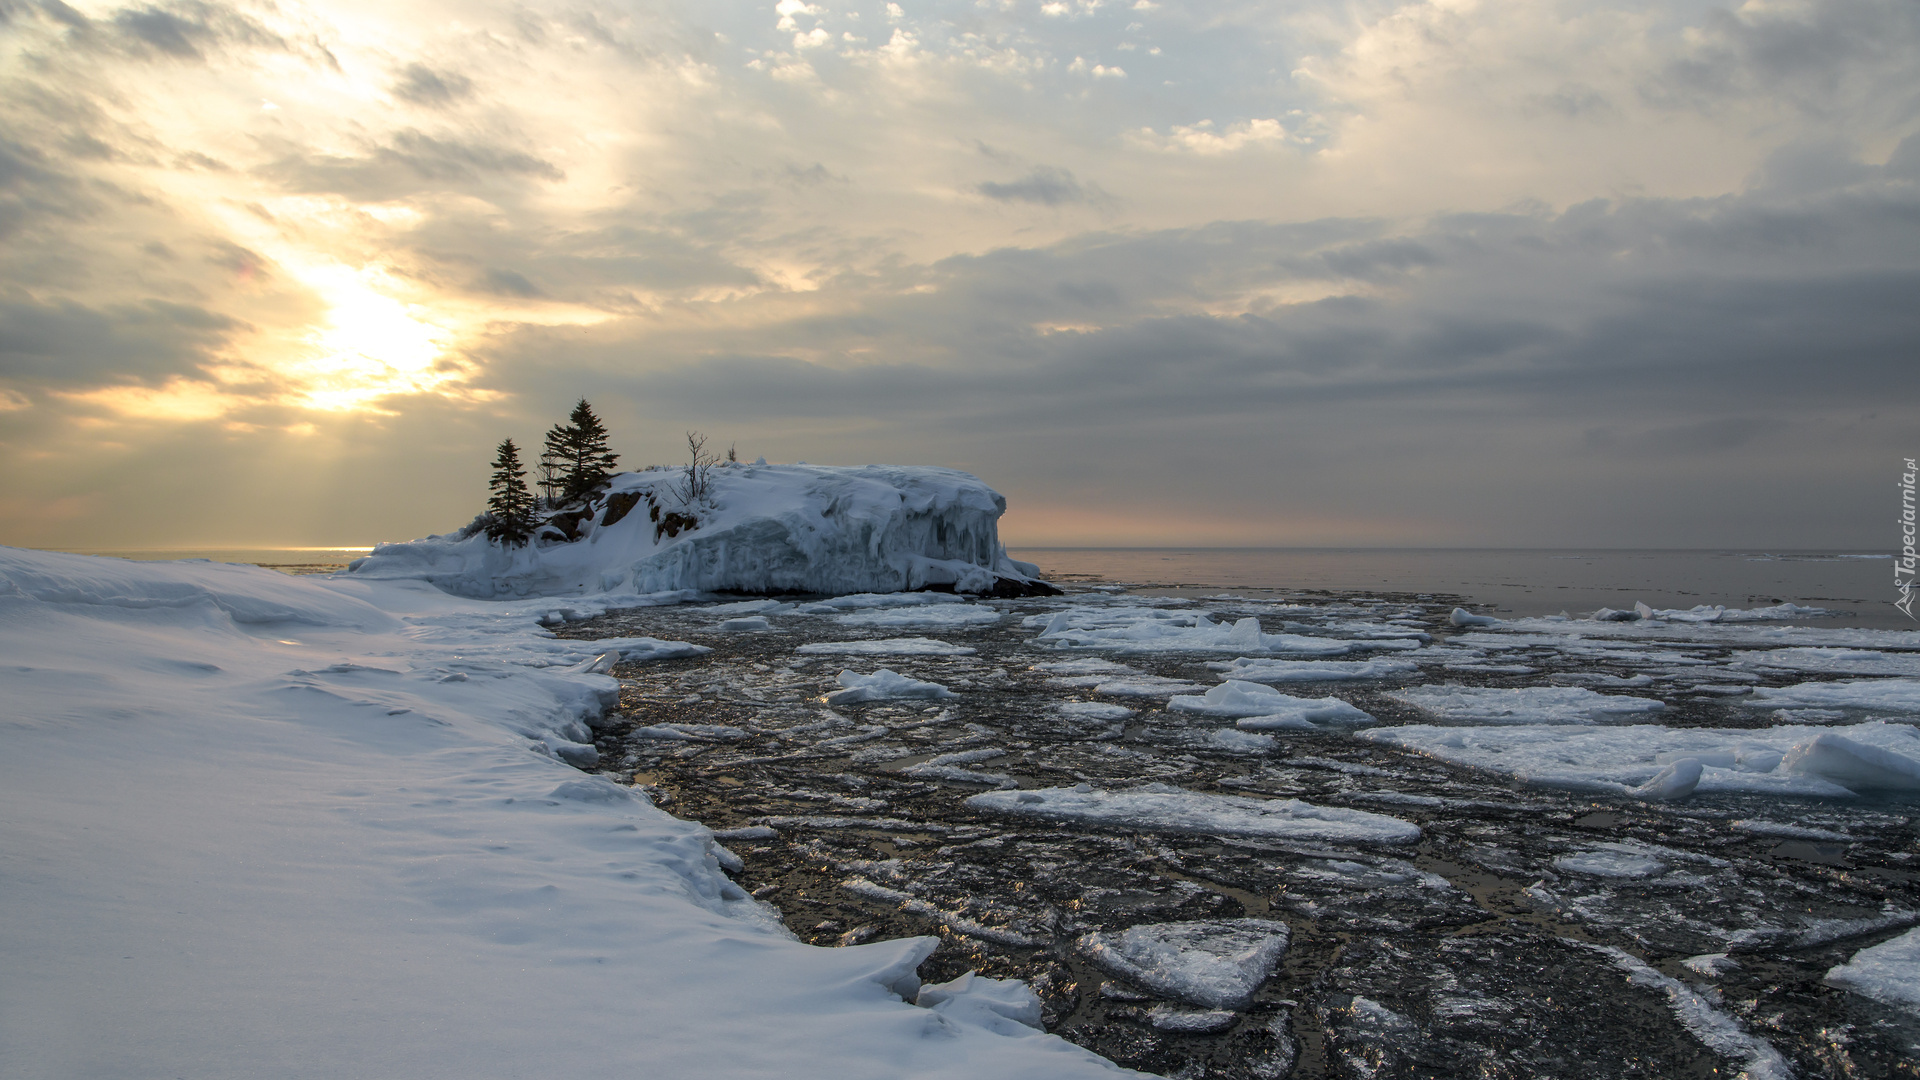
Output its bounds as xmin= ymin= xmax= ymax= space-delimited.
xmin=285 ymin=263 xmax=464 ymax=411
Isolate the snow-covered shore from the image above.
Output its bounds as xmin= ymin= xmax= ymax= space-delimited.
xmin=0 ymin=547 xmax=1124 ymax=1079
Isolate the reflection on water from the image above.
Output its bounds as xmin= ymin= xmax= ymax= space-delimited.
xmin=1008 ymin=548 xmax=1910 ymax=630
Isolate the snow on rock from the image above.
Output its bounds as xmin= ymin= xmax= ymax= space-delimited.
xmin=1359 ymin=720 xmax=1920 ymax=798
xmin=826 ymin=668 xmax=959 ymax=704
xmin=1169 ymin=681 xmax=1374 ymax=726
xmin=1079 ymin=919 xmax=1292 ymax=1010
xmin=1385 ymin=684 xmax=1666 ymax=724
xmin=348 ymin=463 xmax=1053 ymax=600
xmin=796 ymin=637 xmax=977 ymax=656
xmin=0 ymin=547 xmax=1123 ymax=1080
xmin=1753 ymin=678 xmax=1920 ymax=713
xmin=966 ymin=784 xmax=1421 ymax=844
xmin=1826 ymin=927 xmax=1920 ymax=1015
xmin=1029 ymin=607 xmax=1421 ymax=655
xmin=1206 ymin=657 xmax=1420 ymax=683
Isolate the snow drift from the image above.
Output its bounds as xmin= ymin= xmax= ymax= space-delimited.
xmin=347 ymin=462 xmax=1053 ymax=600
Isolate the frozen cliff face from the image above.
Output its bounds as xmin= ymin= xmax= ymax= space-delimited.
xmin=347 ymin=463 xmax=1053 ymax=600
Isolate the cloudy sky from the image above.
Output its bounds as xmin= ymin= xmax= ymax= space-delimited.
xmin=1 ymin=0 xmax=1914 ymax=550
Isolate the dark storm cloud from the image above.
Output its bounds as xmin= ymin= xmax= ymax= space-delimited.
xmin=0 ymin=295 xmax=242 ymax=383
xmin=392 ymin=63 xmax=474 ymax=108
xmin=1647 ymin=0 xmax=1920 ymax=113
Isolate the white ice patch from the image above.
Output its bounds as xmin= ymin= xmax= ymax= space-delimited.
xmin=795 ymin=637 xmax=976 ymax=656
xmin=1599 ymin=946 xmax=1792 ymax=1080
xmin=1206 ymin=657 xmax=1420 ymax=683
xmin=825 ymin=669 xmax=958 ymax=705
xmin=1209 ymin=729 xmax=1277 ymax=754
xmin=966 ymin=784 xmax=1420 ymax=844
xmin=1031 ymin=608 xmax=1418 ymax=656
xmin=1170 ymin=681 xmax=1373 ymax=725
xmin=1056 ymin=701 xmax=1136 ymax=721
xmin=1826 ymin=927 xmax=1920 ymax=1015
xmin=1079 ymin=918 xmax=1291 ymax=1009
xmin=1084 ymin=676 xmax=1208 ymax=698
xmin=798 ymin=592 xmax=969 ymax=612
xmin=915 ymin=972 xmax=1045 ymax=1035
xmin=835 ymin=605 xmax=1002 ymax=629
xmin=1386 ymin=684 xmax=1665 ymax=724
xmin=1553 ymin=844 xmax=1670 ymax=879
xmin=718 ymin=616 xmax=773 ymax=632
xmin=1360 ymin=720 xmax=1920 ymax=798
xmin=1738 ymin=648 xmax=1920 ymax=677
xmin=1753 ymin=678 xmax=1920 ymax=713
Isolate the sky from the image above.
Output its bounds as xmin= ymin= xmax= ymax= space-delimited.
xmin=0 ymin=0 xmax=1915 ymax=550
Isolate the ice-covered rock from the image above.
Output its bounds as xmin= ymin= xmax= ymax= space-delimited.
xmin=1079 ymin=918 xmax=1292 ymax=1010
xmin=348 ymin=463 xmax=1053 ymax=599
xmin=966 ymin=784 xmax=1420 ymax=844
xmin=825 ymin=668 xmax=957 ymax=705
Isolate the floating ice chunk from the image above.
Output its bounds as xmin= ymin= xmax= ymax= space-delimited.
xmin=718 ymin=616 xmax=773 ymax=632
xmin=1729 ymin=819 xmax=1853 ymax=841
xmin=708 ymin=598 xmax=790 ymax=615
xmin=1209 ymin=729 xmax=1276 ymax=753
xmin=1754 ymin=678 xmax=1920 ymax=712
xmin=1739 ymin=648 xmax=1920 ymax=677
xmin=1087 ymin=676 xmax=1207 ymax=698
xmin=915 ymin=972 xmax=1044 ymax=1034
xmin=1170 ymin=681 xmax=1373 ymax=725
xmin=1632 ymin=758 xmax=1702 ymax=801
xmin=1207 ymin=657 xmax=1420 ymax=683
xmin=1450 ymin=608 xmax=1502 ymax=627
xmin=1034 ymin=658 xmax=1136 ymax=675
xmin=1600 ymin=946 xmax=1792 ymax=1080
xmin=1554 ymin=845 xmax=1670 ymax=878
xmin=1146 ymin=1004 xmax=1239 ymax=1033
xmin=1079 ymin=918 xmax=1291 ymax=1009
xmin=798 ymin=592 xmax=969 ymax=612
xmin=825 ymin=669 xmax=957 ymax=705
xmin=966 ymin=784 xmax=1420 ymax=844
xmin=588 ymin=636 xmax=713 ymax=662
xmin=1057 ymin=701 xmax=1135 ymax=720
xmin=835 ymin=605 xmax=1002 ymax=629
xmin=1781 ymin=731 xmax=1920 ymax=792
xmin=1360 ymin=720 xmax=1920 ymax=798
xmin=1682 ymin=953 xmax=1740 ymax=978
xmin=1032 ymin=608 xmax=1415 ymax=656
xmin=1826 ymin=927 xmax=1920 ymax=1015
xmin=1386 ymin=684 xmax=1665 ymax=724
xmin=795 ymin=637 xmax=976 ymax=656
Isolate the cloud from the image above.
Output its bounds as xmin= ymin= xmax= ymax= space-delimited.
xmin=975 ymin=166 xmax=1105 ymax=207
xmin=391 ymin=63 xmax=474 ymax=108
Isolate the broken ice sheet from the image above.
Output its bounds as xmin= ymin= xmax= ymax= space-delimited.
xmin=795 ymin=637 xmax=977 ymax=656
xmin=1826 ymin=926 xmax=1920 ymax=1015
xmin=1385 ymin=684 xmax=1666 ymax=724
xmin=1169 ymin=681 xmax=1374 ymax=726
xmin=966 ymin=784 xmax=1421 ymax=844
xmin=1080 ymin=918 xmax=1291 ymax=1009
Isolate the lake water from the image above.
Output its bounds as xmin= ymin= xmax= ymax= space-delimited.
xmin=49 ymin=545 xmax=1913 ymax=630
xmin=1007 ymin=548 xmax=1913 ymax=630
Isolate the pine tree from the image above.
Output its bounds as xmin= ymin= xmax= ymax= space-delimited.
xmin=557 ymin=398 xmax=619 ymax=504
xmin=484 ymin=438 xmax=535 ymax=547
xmin=538 ymin=422 xmax=570 ymax=506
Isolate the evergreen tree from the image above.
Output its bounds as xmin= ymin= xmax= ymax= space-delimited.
xmin=538 ymin=422 xmax=570 ymax=506
xmin=555 ymin=398 xmax=619 ymax=504
xmin=484 ymin=438 xmax=535 ymax=547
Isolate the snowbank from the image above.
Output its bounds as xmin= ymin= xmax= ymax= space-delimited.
xmin=347 ymin=463 xmax=1052 ymax=600
xmin=0 ymin=548 xmax=1127 ymax=1080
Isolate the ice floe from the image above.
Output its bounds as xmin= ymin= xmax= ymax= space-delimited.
xmin=1737 ymin=648 xmax=1920 ymax=677
xmin=1205 ymin=657 xmax=1420 ymax=683
xmin=834 ymin=604 xmax=1004 ymax=629
xmin=1029 ymin=607 xmax=1421 ymax=656
xmin=1360 ymin=720 xmax=1920 ymax=798
xmin=1079 ymin=918 xmax=1292 ymax=1009
xmin=1168 ymin=681 xmax=1374 ymax=728
xmin=825 ymin=669 xmax=958 ymax=705
xmin=1598 ymin=946 xmax=1791 ymax=1080
xmin=1385 ymin=684 xmax=1666 ymax=724
xmin=966 ymin=784 xmax=1420 ymax=843
xmin=1826 ymin=927 xmax=1920 ymax=1015
xmin=1752 ymin=678 xmax=1920 ymax=713
xmin=795 ymin=637 xmax=977 ymax=656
